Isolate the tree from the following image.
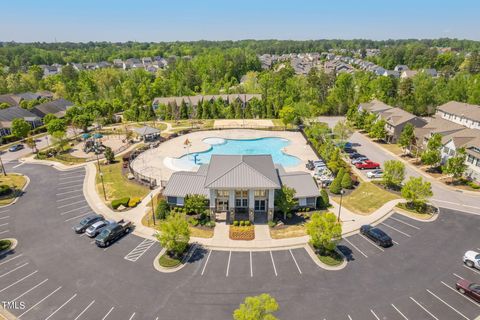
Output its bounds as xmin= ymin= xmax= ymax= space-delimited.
xmin=155 ymin=199 xmax=170 ymax=220
xmin=42 ymin=113 xmax=57 ymax=125
xmin=25 ymin=136 xmax=37 ymax=153
xmin=103 ymin=147 xmax=114 ymax=164
xmin=341 ymin=173 xmax=353 ymax=189
xmin=369 ymin=118 xmax=387 ymax=141
xmin=233 ymin=293 xmax=279 ymax=320
xmin=47 ymin=118 xmax=66 ymax=135
xmin=398 ymin=123 xmax=416 ymax=154
xmin=11 ymin=118 xmax=31 ymax=139
xmin=329 ymin=168 xmax=345 ymax=194
xmin=184 ymin=194 xmax=207 ymax=215
xmin=72 ymin=114 xmax=92 ymax=132
xmin=320 ymin=189 xmax=330 ymax=208
xmin=278 ymin=105 xmax=296 ymax=129
xmin=275 ymin=186 xmax=297 ymax=220
xmin=306 ymin=212 xmax=342 ymax=252
xmin=333 ymin=120 xmax=353 ymax=142
xmin=382 ymin=160 xmax=406 ymax=188
xmin=421 ymin=133 xmax=442 ymax=169
xmin=401 ymin=177 xmax=433 ymax=211
xmin=442 ymin=147 xmax=467 ymax=183
xmin=156 ymin=213 xmax=190 ymax=256
xmin=362 ymin=113 xmax=377 ymax=132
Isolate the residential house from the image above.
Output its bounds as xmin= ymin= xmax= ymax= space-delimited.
xmin=394 ymin=65 xmax=409 ymax=72
xmin=358 ymin=99 xmax=393 ymax=114
xmin=400 ymin=70 xmax=418 ymax=79
xmin=0 ymin=92 xmax=53 ymax=107
xmin=0 ymin=106 xmax=42 ymax=136
xmin=435 ymin=101 xmax=480 ymax=130
xmin=414 ymin=116 xmax=465 ymax=148
xmin=377 ymin=107 xmax=427 ymax=143
xmin=163 ymin=155 xmax=319 ymax=223
xmin=30 ymin=98 xmax=74 ymax=118
xmin=383 ymin=70 xmax=400 ymax=78
xmin=440 ymin=129 xmax=480 ymax=182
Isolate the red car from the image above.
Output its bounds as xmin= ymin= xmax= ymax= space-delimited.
xmin=456 ymin=279 xmax=480 ymax=302
xmin=355 ymin=160 xmax=380 ymax=170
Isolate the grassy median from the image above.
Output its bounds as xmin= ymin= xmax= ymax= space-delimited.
xmin=0 ymin=173 xmax=28 ymax=206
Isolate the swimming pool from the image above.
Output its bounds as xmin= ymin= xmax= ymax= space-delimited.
xmin=179 ymin=137 xmax=300 ymax=167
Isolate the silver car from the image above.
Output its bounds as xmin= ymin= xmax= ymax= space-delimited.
xmin=86 ymin=220 xmax=112 ymax=238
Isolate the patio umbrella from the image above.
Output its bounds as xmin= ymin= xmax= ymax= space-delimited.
xmin=82 ymin=133 xmax=91 ymax=139
xmin=93 ymin=133 xmax=103 ymax=139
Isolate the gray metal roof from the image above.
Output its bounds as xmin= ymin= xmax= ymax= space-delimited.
xmin=31 ymin=98 xmax=73 ymax=118
xmin=134 ymin=126 xmax=160 ymax=136
xmin=0 ymin=106 xmax=40 ymax=122
xmin=163 ymin=172 xmax=209 ymax=197
xmin=279 ymin=171 xmax=319 ymax=198
xmin=204 ymin=155 xmax=281 ymax=189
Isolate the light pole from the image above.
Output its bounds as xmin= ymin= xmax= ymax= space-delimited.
xmin=150 ymin=193 xmax=156 ymax=226
xmin=337 ymin=189 xmax=345 ymax=223
xmin=96 ymin=153 xmax=107 ymax=201
xmin=0 ymin=155 xmax=6 ymax=176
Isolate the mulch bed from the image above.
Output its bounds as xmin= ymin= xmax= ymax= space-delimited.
xmin=229 ymin=226 xmax=255 ymax=240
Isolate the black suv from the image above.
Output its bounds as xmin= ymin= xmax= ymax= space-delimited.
xmin=73 ymin=214 xmax=104 ymax=233
xmin=360 ymin=225 xmax=393 ymax=247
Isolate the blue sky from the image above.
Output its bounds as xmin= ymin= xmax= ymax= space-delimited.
xmin=1 ymin=0 xmax=479 ymax=42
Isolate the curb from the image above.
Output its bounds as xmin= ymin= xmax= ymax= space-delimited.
xmin=393 ymin=205 xmax=440 ymax=222
xmin=153 ymin=244 xmax=198 ymax=273
xmin=0 ymin=174 xmax=30 ymax=208
xmin=304 ymin=244 xmax=347 ymax=271
xmin=0 ymin=238 xmax=18 ymax=256
xmin=200 ymin=243 xmax=307 ymax=252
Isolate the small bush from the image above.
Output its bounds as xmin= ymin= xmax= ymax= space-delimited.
xmin=467 ymin=181 xmax=480 ymax=189
xmin=341 ymin=173 xmax=353 ymax=189
xmin=245 ymin=221 xmax=251 ymax=226
xmin=188 ymin=217 xmax=199 ymax=226
xmin=268 ymin=220 xmax=277 ymax=228
xmin=128 ymin=197 xmax=141 ymax=207
xmin=205 ymin=221 xmax=216 ymax=228
xmin=287 ymin=213 xmax=293 ymax=219
xmin=240 ymin=220 xmax=245 ymax=226
xmin=0 ymin=185 xmax=12 ymax=196
xmin=233 ymin=220 xmax=239 ymax=226
xmin=305 ymin=207 xmax=310 ymax=212
xmin=111 ymin=197 xmax=130 ymax=209
xmin=156 ymin=199 xmax=170 ymax=220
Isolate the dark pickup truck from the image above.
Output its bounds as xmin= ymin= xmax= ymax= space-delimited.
xmin=95 ymin=219 xmax=133 ymax=247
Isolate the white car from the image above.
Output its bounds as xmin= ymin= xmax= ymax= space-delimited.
xmin=463 ymin=250 xmax=480 ymax=269
xmin=351 ymin=157 xmax=368 ymax=164
xmin=367 ymin=169 xmax=383 ymax=179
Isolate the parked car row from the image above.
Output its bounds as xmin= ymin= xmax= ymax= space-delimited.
xmin=457 ymin=250 xmax=480 ymax=302
xmin=306 ymin=159 xmax=334 ymax=186
xmin=345 ymin=148 xmax=382 ymax=172
xmin=73 ymin=214 xmax=133 ymax=247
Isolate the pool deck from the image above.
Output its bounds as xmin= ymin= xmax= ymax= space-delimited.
xmin=130 ymin=129 xmax=318 ymax=183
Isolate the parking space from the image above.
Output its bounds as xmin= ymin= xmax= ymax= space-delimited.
xmin=0 ymin=208 xmax=10 ymax=236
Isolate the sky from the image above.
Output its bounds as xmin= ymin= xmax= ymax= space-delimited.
xmin=1 ymin=0 xmax=479 ymax=42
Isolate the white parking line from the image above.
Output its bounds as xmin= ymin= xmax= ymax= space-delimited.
xmin=17 ymin=286 xmax=62 ymax=318
xmin=56 ymin=189 xmax=82 ymax=196
xmin=347 ymin=315 xmax=353 ymax=320
xmin=56 ymin=194 xmax=84 ymax=202
xmin=0 ymin=270 xmax=38 ymax=293
xmin=102 ymin=306 xmax=115 ymax=320
xmin=64 ymin=211 xmax=92 ymax=222
xmin=128 ymin=312 xmax=136 ymax=320
xmin=389 ymin=216 xmax=420 ymax=230
xmin=393 ymin=240 xmax=399 ymax=245
xmin=58 ymin=179 xmax=84 ymax=185
xmin=463 ymin=265 xmax=480 ymax=275
xmin=124 ymin=239 xmax=155 ymax=262
xmin=90 ymin=240 xmax=95 ymax=244
xmin=391 ymin=304 xmax=408 ymax=320
xmin=269 ymin=251 xmax=278 ymax=276
xmin=370 ymin=309 xmax=380 ymax=320
xmin=78 ymin=233 xmax=86 ymax=238
xmin=60 ymin=205 xmax=89 ymax=215
xmin=0 ymin=230 xmax=10 ymax=235
xmin=0 ymin=254 xmax=23 ymax=266
xmin=381 ymin=222 xmax=411 ymax=238
xmin=0 ymin=222 xmax=8 ymax=227
xmin=289 ymin=249 xmax=302 ymax=274
xmin=74 ymin=300 xmax=95 ymax=320
xmin=344 ymin=237 xmax=368 ymax=258
xmin=201 ymin=250 xmax=212 ymax=276
xmin=358 ymin=234 xmax=385 ymax=251
xmin=0 ymin=209 xmax=10 ymax=214
xmin=250 ymin=251 xmax=253 ymax=277
xmin=0 ymin=215 xmax=9 ymax=220
xmin=226 ymin=251 xmax=231 ymax=277
xmin=441 ymin=281 xmax=480 ymax=308
xmin=12 ymin=162 xmax=24 ymax=169
xmin=11 ymin=278 xmax=48 ymax=302
xmin=57 ymin=199 xmax=86 ymax=209
xmin=59 ymin=175 xmax=84 ymax=180
xmin=453 ymin=273 xmax=464 ymax=279
xmin=59 ymin=170 xmax=84 ymax=176
xmin=426 ymin=289 xmax=469 ymax=320
xmin=57 ymin=184 xmax=83 ymax=190
xmin=45 ymin=293 xmax=77 ymax=320
xmin=409 ymin=296 xmax=439 ymax=320
xmin=0 ymin=262 xmax=28 ymax=278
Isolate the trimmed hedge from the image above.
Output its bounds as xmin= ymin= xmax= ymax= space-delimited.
xmin=128 ymin=197 xmax=141 ymax=207
xmin=111 ymin=197 xmax=130 ymax=209
xmin=0 ymin=185 xmax=12 ymax=196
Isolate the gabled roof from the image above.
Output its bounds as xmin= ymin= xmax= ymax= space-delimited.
xmin=163 ymin=172 xmax=209 ymax=197
xmin=442 ymin=128 xmax=480 ymax=147
xmin=134 ymin=125 xmax=160 ymax=136
xmin=358 ymin=99 xmax=393 ymax=114
xmin=278 ymin=171 xmax=319 ymax=198
xmin=378 ymin=107 xmax=422 ymax=126
xmin=0 ymin=106 xmax=40 ymax=122
xmin=31 ymin=98 xmax=73 ymax=118
xmin=0 ymin=94 xmax=19 ymax=107
xmin=437 ymin=101 xmax=480 ymax=122
xmin=204 ymin=155 xmax=281 ymax=189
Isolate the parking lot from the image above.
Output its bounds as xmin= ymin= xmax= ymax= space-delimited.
xmin=1 ymin=162 xmax=480 ymax=319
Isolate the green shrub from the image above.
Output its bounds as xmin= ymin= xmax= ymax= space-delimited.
xmin=268 ymin=220 xmax=277 ymax=228
xmin=188 ymin=217 xmax=199 ymax=226
xmin=128 ymin=197 xmax=141 ymax=207
xmin=341 ymin=173 xmax=353 ymax=189
xmin=306 ymin=207 xmax=310 ymax=212
xmin=320 ymin=189 xmax=330 ymax=208
xmin=111 ymin=197 xmax=130 ymax=209
xmin=0 ymin=185 xmax=12 ymax=196
xmin=329 ymin=173 xmax=343 ymax=194
xmin=467 ymin=181 xmax=480 ymax=189
xmin=156 ymin=199 xmax=170 ymax=220
xmin=233 ymin=220 xmax=239 ymax=226
xmin=287 ymin=213 xmax=293 ymax=219
xmin=205 ymin=221 xmax=216 ymax=228
xmin=240 ymin=220 xmax=245 ymax=226
xmin=245 ymin=221 xmax=251 ymax=226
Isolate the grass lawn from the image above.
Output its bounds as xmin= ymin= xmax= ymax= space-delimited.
xmin=270 ymin=225 xmax=306 ymax=239
xmin=316 ymin=251 xmax=344 ymax=266
xmin=0 ymin=239 xmax=12 ymax=251
xmin=158 ymin=252 xmax=182 ymax=268
xmin=395 ymin=203 xmax=435 ymax=220
xmin=141 ymin=212 xmax=214 ymax=238
xmin=130 ymin=121 xmax=167 ymax=131
xmin=96 ymin=160 xmax=149 ymax=205
xmin=332 ymin=182 xmax=400 ymax=215
xmin=377 ymin=142 xmax=404 ymax=155
xmin=167 ymin=119 xmax=214 ymax=129
xmin=54 ymin=152 xmax=87 ymax=165
xmin=0 ymin=174 xmax=28 ymax=206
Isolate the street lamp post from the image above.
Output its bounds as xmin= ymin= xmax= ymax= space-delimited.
xmin=96 ymin=153 xmax=107 ymax=201
xmin=337 ymin=189 xmax=345 ymax=223
xmin=150 ymin=193 xmax=156 ymax=225
xmin=0 ymin=155 xmax=6 ymax=176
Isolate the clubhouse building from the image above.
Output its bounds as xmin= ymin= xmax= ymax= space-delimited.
xmin=163 ymin=155 xmax=319 ymax=223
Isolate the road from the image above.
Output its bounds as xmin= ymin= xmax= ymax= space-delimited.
xmin=0 ymin=162 xmax=479 ymax=319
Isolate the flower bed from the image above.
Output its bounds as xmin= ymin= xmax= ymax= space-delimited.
xmin=229 ymin=225 xmax=255 ymax=240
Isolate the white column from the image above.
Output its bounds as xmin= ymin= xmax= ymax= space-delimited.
xmin=268 ymin=189 xmax=275 ymax=209
xmin=229 ymin=190 xmax=235 ymax=210
xmin=209 ymin=189 xmax=216 ymax=221
xmin=248 ymin=189 xmax=255 ymax=210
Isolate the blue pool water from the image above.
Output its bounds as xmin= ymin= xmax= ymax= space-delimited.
xmin=180 ymin=137 xmax=300 ymax=167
